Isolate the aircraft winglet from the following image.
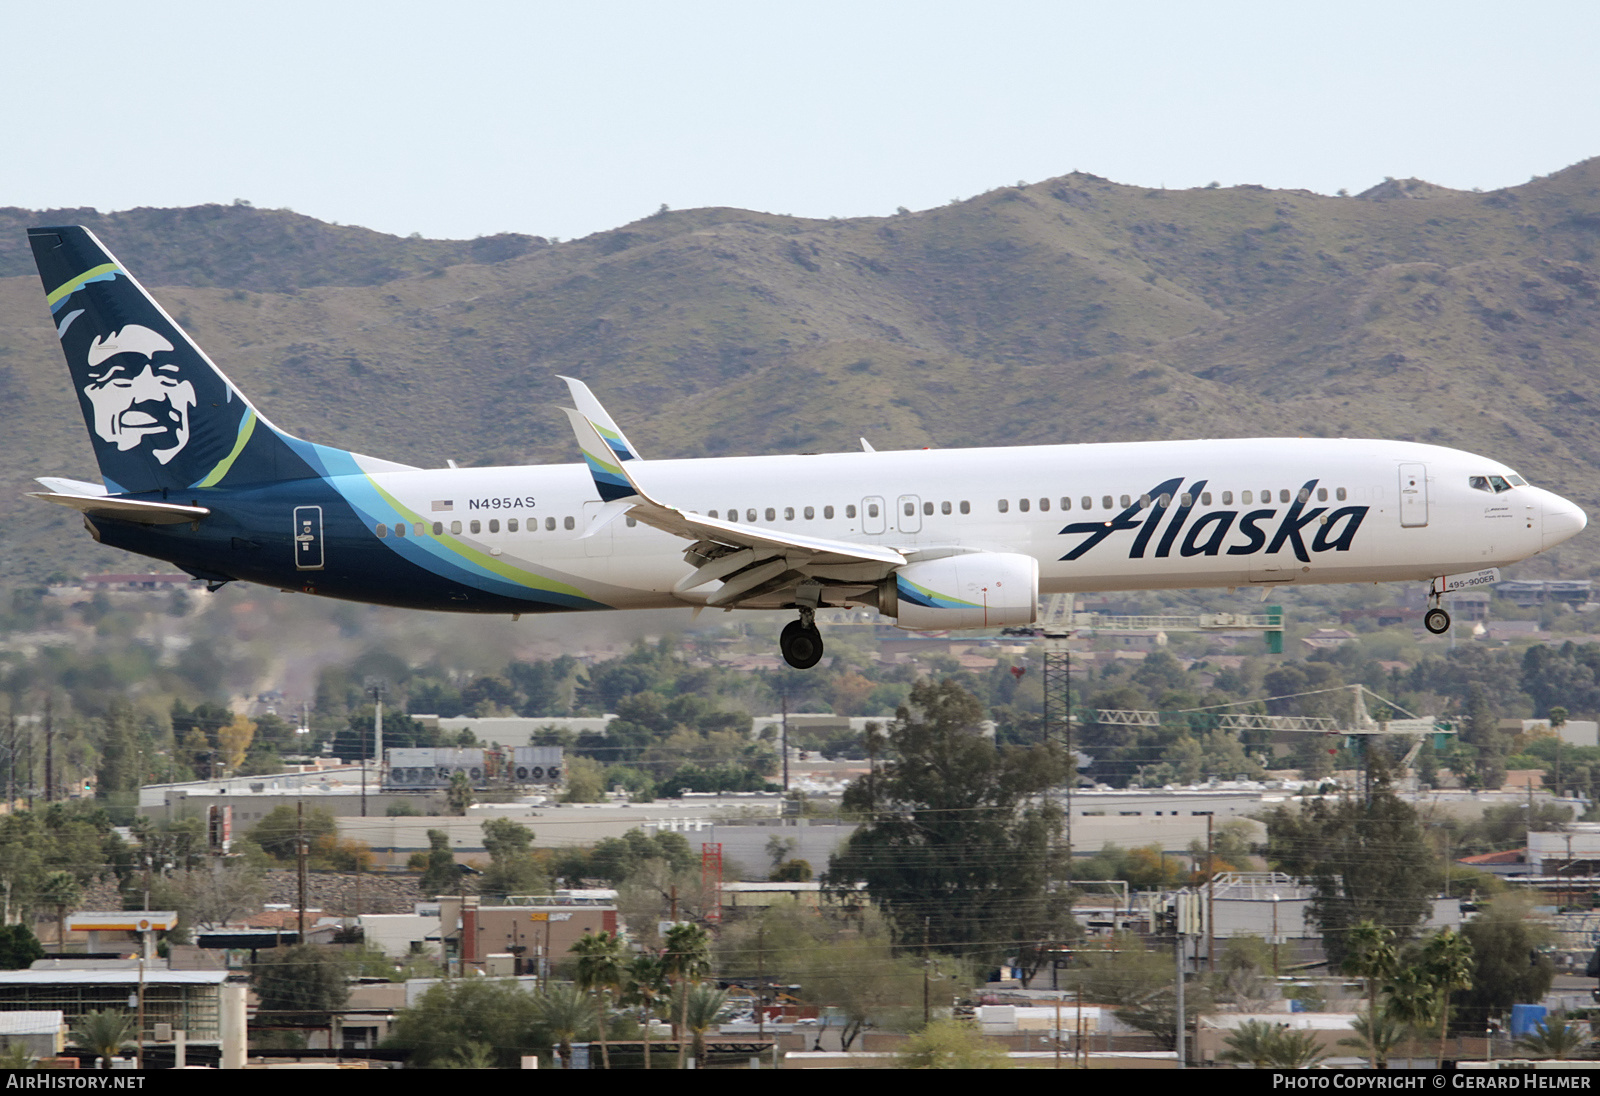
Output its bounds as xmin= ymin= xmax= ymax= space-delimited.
xmin=558 ymin=376 xmax=645 ymax=463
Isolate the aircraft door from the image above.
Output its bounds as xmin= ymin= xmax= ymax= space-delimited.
xmin=862 ymin=496 xmax=886 ymax=535
xmin=293 ymin=506 xmax=324 ymax=570
xmin=1399 ymin=463 xmax=1429 ymax=527
xmin=897 ymin=495 xmax=922 ymax=534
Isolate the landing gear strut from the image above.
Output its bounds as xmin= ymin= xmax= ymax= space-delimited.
xmin=780 ymin=608 xmax=824 ymax=669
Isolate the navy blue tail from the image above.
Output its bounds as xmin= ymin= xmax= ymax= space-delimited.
xmin=29 ymin=226 xmax=320 ymax=495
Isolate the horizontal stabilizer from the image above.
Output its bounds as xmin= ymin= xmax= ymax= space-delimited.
xmin=29 ymin=492 xmax=209 ymax=526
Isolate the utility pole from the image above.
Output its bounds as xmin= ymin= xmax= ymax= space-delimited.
xmin=43 ymin=695 xmax=54 ymax=803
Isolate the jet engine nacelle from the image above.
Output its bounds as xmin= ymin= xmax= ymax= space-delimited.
xmin=882 ymin=552 xmax=1039 ymax=630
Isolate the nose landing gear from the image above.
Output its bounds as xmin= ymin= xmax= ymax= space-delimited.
xmin=1424 ymin=580 xmax=1451 ymax=635
xmin=780 ymin=608 xmax=824 ymax=669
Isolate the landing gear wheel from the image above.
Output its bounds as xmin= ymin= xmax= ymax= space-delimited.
xmin=780 ymin=620 xmax=824 ymax=669
xmin=1424 ymin=607 xmax=1451 ymax=635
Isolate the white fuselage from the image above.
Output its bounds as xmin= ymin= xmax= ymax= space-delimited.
xmin=355 ymin=437 xmax=1585 ymax=612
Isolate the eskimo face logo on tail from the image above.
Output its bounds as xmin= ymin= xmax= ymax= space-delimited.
xmin=1059 ymin=476 xmax=1369 ymax=563
xmin=81 ymin=325 xmax=197 ymax=465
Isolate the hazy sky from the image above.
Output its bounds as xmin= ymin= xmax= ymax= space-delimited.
xmin=4 ymin=1 xmax=1597 ymax=242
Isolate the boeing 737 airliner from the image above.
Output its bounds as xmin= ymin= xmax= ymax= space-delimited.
xmin=25 ymin=226 xmax=1588 ymax=668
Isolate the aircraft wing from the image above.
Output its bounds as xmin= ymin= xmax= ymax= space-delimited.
xmin=560 ymin=407 xmax=903 ymax=607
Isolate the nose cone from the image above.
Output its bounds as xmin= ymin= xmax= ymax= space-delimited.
xmin=1543 ymin=491 xmax=1588 ymax=550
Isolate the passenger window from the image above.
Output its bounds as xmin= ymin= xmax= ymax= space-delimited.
xmin=489 ymin=519 xmax=500 ymax=533
xmin=1278 ymin=489 xmax=1289 ymax=503
xmin=452 ymin=520 xmax=463 ymax=535
xmin=507 ymin=519 xmax=518 ymax=532
xmin=825 ymin=506 xmax=836 ymax=519
xmin=469 ymin=520 xmax=481 ymax=534
xmin=1102 ymin=496 xmax=1113 ymax=509
xmin=747 ymin=509 xmax=758 ymax=523
xmin=1221 ymin=492 xmax=1232 ymax=505
xmin=1297 ymin=488 xmax=1310 ymax=503
xmin=414 ymin=522 xmax=425 ymax=536
xmin=1019 ymin=499 xmax=1030 ymax=512
xmin=846 ymin=505 xmax=856 ymax=518
xmin=1180 ymin=493 xmax=1192 ymax=507
xmin=433 ymin=522 xmax=443 ymax=535
xmin=395 ymin=523 xmax=406 ymax=538
xmin=924 ymin=501 xmax=934 ymax=516
xmin=765 ymin=508 xmax=775 ymax=522
xmin=1200 ymin=493 xmax=1211 ymax=506
xmin=545 ymin=517 xmax=556 ymax=531
xmin=1139 ymin=494 xmax=1151 ymax=508
xmin=868 ymin=503 xmax=880 ymax=518
xmin=564 ymin=516 xmax=575 ymax=530
xmin=1082 ymin=496 xmax=1092 ymax=510
xmin=904 ymin=502 xmax=915 ymax=516
xmin=1120 ymin=495 xmax=1131 ymax=508
xmin=626 ymin=516 xmax=637 ymax=527
xmin=376 ymin=524 xmax=388 ymax=539
xmin=1242 ymin=491 xmax=1252 ymax=504
xmin=941 ymin=501 xmax=951 ymax=515
xmin=998 ymin=499 xmax=1009 ymax=513
xmin=804 ymin=506 xmax=815 ymax=520
xmin=959 ymin=501 xmax=970 ymax=514
xmin=784 ymin=507 xmax=795 ymax=520
xmin=708 ymin=510 xmax=718 ymax=519
xmin=1158 ymin=493 xmax=1171 ymax=508
xmin=1061 ymin=497 xmax=1071 ymax=511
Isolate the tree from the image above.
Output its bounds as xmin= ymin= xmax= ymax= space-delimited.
xmin=681 ymin=983 xmax=732 ymax=1065
xmin=418 ymin=829 xmax=460 ymax=898
xmin=1420 ymin=928 xmax=1475 ymax=1058
xmin=1453 ymin=895 xmax=1552 ymax=1034
xmin=825 ymin=679 xmax=1072 ymax=962
xmin=0 ymin=924 xmax=44 ymax=970
xmin=69 ymin=1010 xmax=134 ymax=1068
xmin=447 ymin=770 xmax=473 ymax=815
xmin=571 ymin=930 xmax=627 ymax=1068
xmin=479 ymin=818 xmax=546 ymax=897
xmin=383 ymin=978 xmax=543 ymax=1068
xmin=1220 ymin=1020 xmax=1327 ymax=1069
xmin=897 ymin=1018 xmax=1010 ymax=1069
xmin=534 ymin=982 xmax=595 ymax=1068
xmin=1338 ymin=1009 xmax=1409 ymax=1070
xmin=1341 ymin=920 xmax=1399 ymax=1067
xmin=662 ymin=922 xmax=711 ymax=1068
xmin=623 ymin=954 xmax=669 ymax=1070
xmin=38 ymin=870 xmax=80 ymax=951
xmin=1518 ymin=1015 xmax=1588 ymax=1060
xmin=1263 ymin=754 xmax=1440 ymax=966
xmin=252 ymin=944 xmax=350 ymax=1023
xmin=249 ymin=805 xmax=336 ymax=862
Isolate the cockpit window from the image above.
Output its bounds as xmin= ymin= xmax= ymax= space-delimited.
xmin=1470 ymin=475 xmax=1515 ymax=494
xmin=1488 ymin=475 xmax=1512 ymax=493
xmin=1507 ymin=473 xmax=1528 ymax=487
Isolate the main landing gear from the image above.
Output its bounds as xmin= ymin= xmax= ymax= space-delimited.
xmin=780 ymin=608 xmax=824 ymax=669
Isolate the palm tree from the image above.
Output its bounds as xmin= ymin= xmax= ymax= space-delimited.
xmin=1517 ymin=1015 xmax=1588 ymax=1061
xmin=681 ymin=983 xmax=732 ymax=1067
xmin=662 ymin=923 xmax=712 ymax=1069
xmin=1219 ymin=1019 xmax=1280 ymax=1068
xmin=625 ymin=954 xmax=668 ymax=1070
xmin=1382 ymin=966 xmax=1439 ymax=1067
xmin=1420 ymin=929 xmax=1475 ymax=1063
xmin=571 ymin=930 xmax=627 ymax=1069
xmin=69 ymin=1010 xmax=134 ymax=1069
xmin=38 ymin=871 xmax=81 ymax=953
xmin=1265 ymin=1029 xmax=1327 ymax=1069
xmin=534 ymin=983 xmax=595 ymax=1069
xmin=1338 ymin=1009 xmax=1409 ymax=1069
xmin=1341 ymin=921 xmax=1399 ymax=1069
